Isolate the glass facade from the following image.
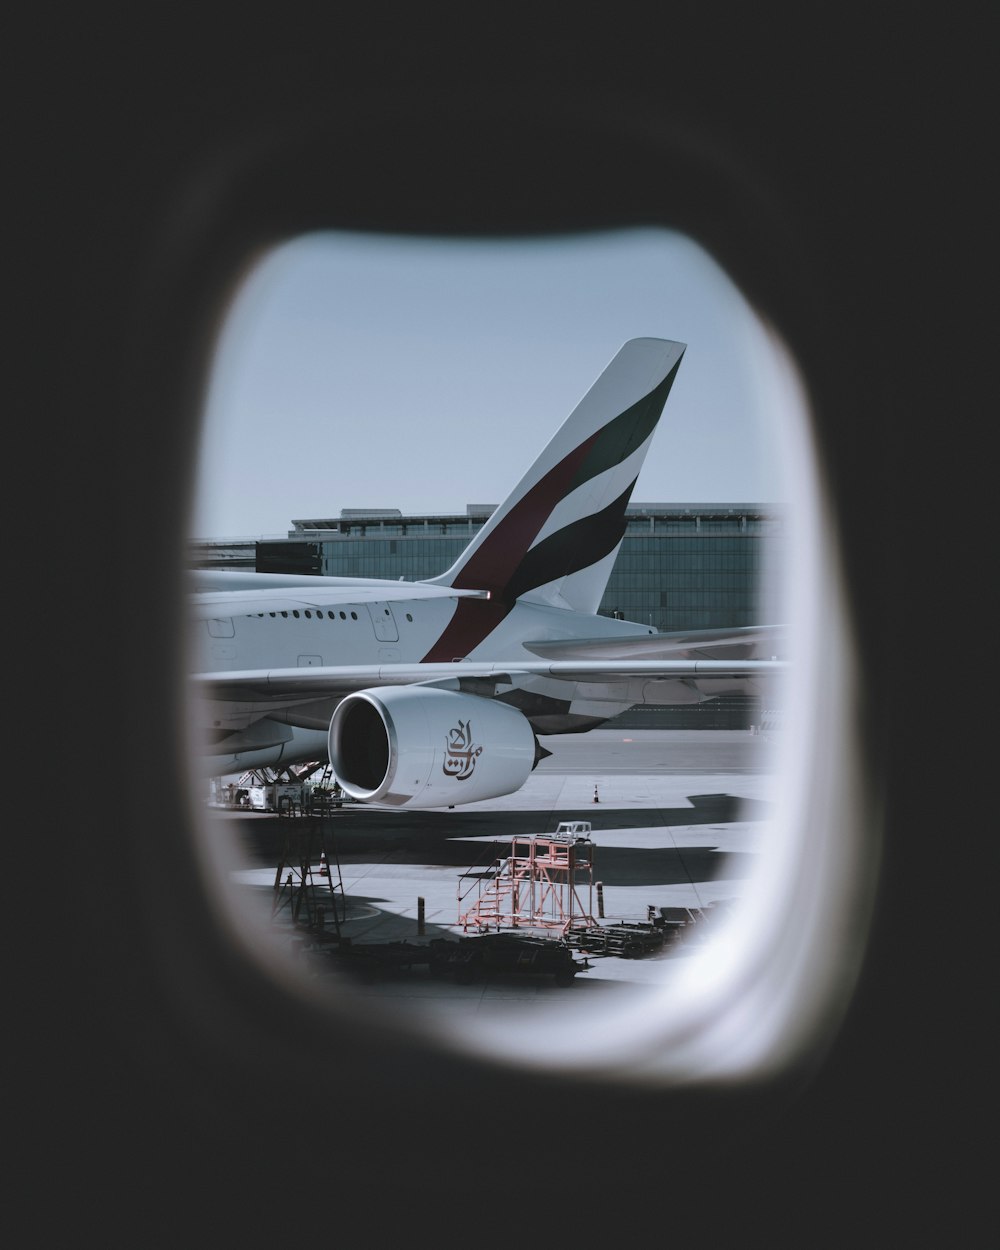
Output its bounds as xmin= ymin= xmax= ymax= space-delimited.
xmin=249 ymin=504 xmax=783 ymax=633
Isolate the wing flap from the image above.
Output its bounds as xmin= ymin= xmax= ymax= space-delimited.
xmin=194 ymin=658 xmax=786 ymax=700
xmin=523 ymin=624 xmax=786 ymax=662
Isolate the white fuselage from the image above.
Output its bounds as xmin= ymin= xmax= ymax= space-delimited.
xmin=193 ymin=594 xmax=650 ymax=674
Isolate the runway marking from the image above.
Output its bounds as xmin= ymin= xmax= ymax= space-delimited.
xmin=339 ymin=904 xmax=382 ymax=922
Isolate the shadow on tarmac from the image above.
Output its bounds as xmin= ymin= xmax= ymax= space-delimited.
xmin=226 ymin=793 xmax=773 ymax=861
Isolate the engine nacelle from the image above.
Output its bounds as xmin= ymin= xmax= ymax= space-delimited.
xmin=328 ymin=687 xmax=537 ymax=808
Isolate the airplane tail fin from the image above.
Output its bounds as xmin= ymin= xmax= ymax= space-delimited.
xmin=427 ymin=337 xmax=685 ymax=615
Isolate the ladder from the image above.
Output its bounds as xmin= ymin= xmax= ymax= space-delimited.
xmin=458 ymin=832 xmax=598 ymax=935
xmin=271 ymin=803 xmax=345 ymax=934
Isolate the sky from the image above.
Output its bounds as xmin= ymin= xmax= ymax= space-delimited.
xmin=190 ymin=227 xmax=804 ymax=540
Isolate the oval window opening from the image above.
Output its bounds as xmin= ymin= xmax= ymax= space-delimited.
xmin=184 ymin=228 xmax=873 ymax=1088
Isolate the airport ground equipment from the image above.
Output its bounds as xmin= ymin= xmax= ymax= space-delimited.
xmin=271 ymin=803 xmax=345 ymax=933
xmin=566 ymin=906 xmax=708 ymax=957
xmin=565 ymin=920 xmax=669 ymax=958
xmin=211 ymin=762 xmax=352 ymax=813
xmin=296 ymin=933 xmax=586 ymax=985
xmin=428 ymin=933 xmax=585 ymax=985
xmin=457 ymin=824 xmax=598 ymax=935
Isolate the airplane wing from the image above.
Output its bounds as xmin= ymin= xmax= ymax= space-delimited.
xmin=195 ymin=657 xmax=785 ymax=696
xmin=192 ymin=606 xmax=787 ymax=730
xmin=193 ymin=655 xmax=786 ymax=733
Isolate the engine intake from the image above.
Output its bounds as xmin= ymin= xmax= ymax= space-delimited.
xmin=328 ymin=687 xmax=538 ymax=808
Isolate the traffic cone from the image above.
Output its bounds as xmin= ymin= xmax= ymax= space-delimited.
xmin=319 ymin=851 xmax=330 ymax=876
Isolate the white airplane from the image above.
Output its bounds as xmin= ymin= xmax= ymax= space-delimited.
xmin=189 ymin=337 xmax=785 ymax=807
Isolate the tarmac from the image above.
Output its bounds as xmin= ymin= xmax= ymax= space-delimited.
xmin=212 ymin=728 xmax=780 ymax=1019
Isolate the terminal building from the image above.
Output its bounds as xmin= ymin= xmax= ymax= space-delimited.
xmin=190 ymin=501 xmax=785 ymax=727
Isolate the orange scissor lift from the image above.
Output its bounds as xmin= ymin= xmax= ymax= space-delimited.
xmin=458 ymin=824 xmax=598 ymax=936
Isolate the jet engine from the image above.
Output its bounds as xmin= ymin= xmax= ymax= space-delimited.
xmin=328 ymin=686 xmax=539 ymax=808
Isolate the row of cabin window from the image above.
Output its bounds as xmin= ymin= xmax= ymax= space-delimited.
xmin=247 ymin=609 xmax=415 ymax=622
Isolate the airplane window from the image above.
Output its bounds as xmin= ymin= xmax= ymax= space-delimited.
xmin=187 ymin=228 xmax=872 ymax=1090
